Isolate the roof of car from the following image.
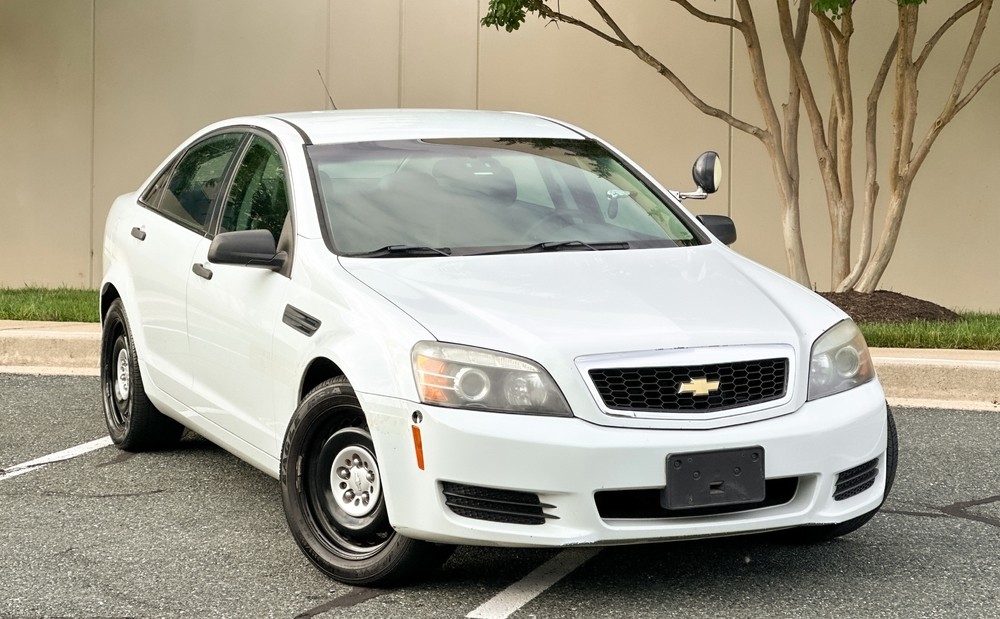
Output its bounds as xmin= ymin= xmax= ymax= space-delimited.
xmin=270 ymin=109 xmax=585 ymax=145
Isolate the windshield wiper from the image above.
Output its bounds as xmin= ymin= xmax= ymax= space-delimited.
xmin=478 ymin=240 xmax=631 ymax=255
xmin=343 ymin=245 xmax=452 ymax=258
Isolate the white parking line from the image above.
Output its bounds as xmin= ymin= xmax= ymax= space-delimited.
xmin=466 ymin=548 xmax=601 ymax=619
xmin=0 ymin=436 xmax=114 ymax=481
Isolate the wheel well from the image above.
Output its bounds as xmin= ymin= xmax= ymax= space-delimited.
xmin=300 ymin=357 xmax=346 ymax=402
xmin=100 ymin=284 xmax=121 ymax=322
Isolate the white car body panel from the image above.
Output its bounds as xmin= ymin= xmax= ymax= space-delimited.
xmin=363 ymin=381 xmax=887 ymax=546
xmin=100 ymin=109 xmax=891 ymax=552
xmin=186 ymin=236 xmax=291 ymax=453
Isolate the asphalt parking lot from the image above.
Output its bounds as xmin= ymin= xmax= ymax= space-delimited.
xmin=1 ymin=373 xmax=998 ymax=619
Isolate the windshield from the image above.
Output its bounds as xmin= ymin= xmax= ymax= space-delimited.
xmin=307 ymin=138 xmax=705 ymax=256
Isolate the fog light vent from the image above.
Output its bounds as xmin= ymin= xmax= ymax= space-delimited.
xmin=442 ymin=482 xmax=557 ymax=525
xmin=834 ymin=458 xmax=879 ymax=501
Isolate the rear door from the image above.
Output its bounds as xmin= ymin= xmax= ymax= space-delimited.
xmin=123 ymin=131 xmax=245 ymax=399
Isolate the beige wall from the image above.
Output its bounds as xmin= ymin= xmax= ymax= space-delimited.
xmin=2 ymin=0 xmax=997 ymax=310
xmin=0 ymin=1 xmax=94 ymax=286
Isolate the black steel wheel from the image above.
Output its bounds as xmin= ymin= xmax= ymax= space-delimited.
xmin=280 ymin=377 xmax=453 ymax=586
xmin=100 ymin=298 xmax=183 ymax=451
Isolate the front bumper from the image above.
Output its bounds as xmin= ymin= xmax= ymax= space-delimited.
xmin=360 ymin=380 xmax=889 ymax=547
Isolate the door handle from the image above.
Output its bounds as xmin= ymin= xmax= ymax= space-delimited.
xmin=130 ymin=227 xmax=146 ymax=241
xmin=192 ymin=263 xmax=213 ymax=280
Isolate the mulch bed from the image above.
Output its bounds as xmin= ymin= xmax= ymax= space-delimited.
xmin=817 ymin=290 xmax=961 ymax=324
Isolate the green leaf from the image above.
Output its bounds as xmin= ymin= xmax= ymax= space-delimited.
xmin=811 ymin=0 xmax=927 ymax=19
xmin=482 ymin=0 xmax=545 ymax=32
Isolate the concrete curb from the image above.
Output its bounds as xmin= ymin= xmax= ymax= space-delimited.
xmin=870 ymin=348 xmax=1000 ymax=411
xmin=1 ymin=321 xmax=997 ymax=411
xmin=0 ymin=322 xmax=100 ymax=369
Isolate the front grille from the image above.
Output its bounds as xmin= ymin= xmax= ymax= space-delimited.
xmin=589 ymin=358 xmax=788 ymax=413
xmin=833 ymin=458 xmax=879 ymax=501
xmin=442 ymin=482 xmax=558 ymax=525
xmin=595 ymin=478 xmax=798 ymax=519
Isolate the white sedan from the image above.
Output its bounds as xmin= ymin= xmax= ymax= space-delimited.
xmin=100 ymin=109 xmax=896 ymax=586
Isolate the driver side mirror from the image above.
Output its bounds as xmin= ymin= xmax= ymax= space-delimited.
xmin=697 ymin=215 xmax=737 ymax=246
xmin=208 ymin=230 xmax=287 ymax=270
xmin=679 ymin=151 xmax=723 ymax=200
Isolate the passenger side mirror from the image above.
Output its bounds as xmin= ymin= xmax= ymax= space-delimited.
xmin=697 ymin=215 xmax=737 ymax=246
xmin=679 ymin=151 xmax=722 ymax=200
xmin=208 ymin=230 xmax=287 ymax=270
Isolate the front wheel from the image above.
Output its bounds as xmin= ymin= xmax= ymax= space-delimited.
xmin=280 ymin=377 xmax=453 ymax=586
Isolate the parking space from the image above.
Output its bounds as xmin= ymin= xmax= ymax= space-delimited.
xmin=2 ymin=374 xmax=998 ymax=618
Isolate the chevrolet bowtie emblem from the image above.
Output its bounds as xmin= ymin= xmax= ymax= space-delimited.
xmin=677 ymin=377 xmax=721 ymax=397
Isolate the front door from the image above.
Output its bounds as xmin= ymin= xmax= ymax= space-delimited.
xmin=185 ymin=135 xmax=292 ymax=454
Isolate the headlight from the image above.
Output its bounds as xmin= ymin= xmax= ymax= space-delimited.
xmin=412 ymin=342 xmax=572 ymax=416
xmin=808 ymin=320 xmax=875 ymax=401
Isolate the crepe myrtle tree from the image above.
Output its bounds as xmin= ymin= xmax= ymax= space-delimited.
xmin=483 ymin=0 xmax=1000 ymax=292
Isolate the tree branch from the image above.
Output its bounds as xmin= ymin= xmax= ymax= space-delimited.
xmin=733 ymin=0 xmax=787 ymax=145
xmin=535 ymin=2 xmax=766 ymax=139
xmin=585 ymin=0 xmax=634 ymax=46
xmin=812 ymin=9 xmax=845 ymax=45
xmin=839 ymin=34 xmax=898 ymax=291
xmin=775 ymin=1 xmax=838 ymax=188
xmin=781 ymin=0 xmax=810 ymax=194
xmin=942 ymin=0 xmax=992 ymax=116
xmin=908 ymin=0 xmax=994 ymax=179
xmin=956 ymin=62 xmax=1000 ymax=113
xmin=916 ymin=0 xmax=984 ymax=71
xmin=536 ymin=5 xmax=626 ymax=49
xmin=889 ymin=5 xmax=919 ymax=186
xmin=667 ymin=0 xmax=743 ymax=30
xmin=819 ymin=21 xmax=845 ymax=118
xmin=630 ymin=44 xmax=766 ymax=139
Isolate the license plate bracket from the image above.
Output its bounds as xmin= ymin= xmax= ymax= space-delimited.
xmin=663 ymin=447 xmax=765 ymax=510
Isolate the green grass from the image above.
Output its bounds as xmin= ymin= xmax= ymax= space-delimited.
xmin=1 ymin=288 xmax=998 ymax=350
xmin=860 ymin=313 xmax=1000 ymax=351
xmin=0 ymin=287 xmax=99 ymax=322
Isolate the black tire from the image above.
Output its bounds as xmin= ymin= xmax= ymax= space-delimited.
xmin=779 ymin=405 xmax=898 ymax=544
xmin=100 ymin=298 xmax=184 ymax=451
xmin=280 ymin=377 xmax=453 ymax=587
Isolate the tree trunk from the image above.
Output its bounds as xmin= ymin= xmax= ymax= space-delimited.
xmin=853 ymin=182 xmax=912 ymax=292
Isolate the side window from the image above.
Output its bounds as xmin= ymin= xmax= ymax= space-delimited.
xmin=139 ymin=163 xmax=173 ymax=209
xmin=155 ymin=133 xmax=243 ymax=232
xmin=220 ymin=136 xmax=289 ymax=242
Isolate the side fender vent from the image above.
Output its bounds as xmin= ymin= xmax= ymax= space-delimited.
xmin=283 ymin=305 xmax=321 ymax=337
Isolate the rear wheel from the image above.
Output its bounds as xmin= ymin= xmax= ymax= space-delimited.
xmin=100 ymin=298 xmax=183 ymax=451
xmin=280 ymin=377 xmax=453 ymax=586
xmin=780 ymin=406 xmax=898 ymax=543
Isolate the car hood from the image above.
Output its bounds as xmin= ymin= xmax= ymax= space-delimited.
xmin=339 ymin=245 xmax=843 ymax=362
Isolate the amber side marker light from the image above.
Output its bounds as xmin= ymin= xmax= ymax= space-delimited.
xmin=411 ymin=425 xmax=425 ymax=470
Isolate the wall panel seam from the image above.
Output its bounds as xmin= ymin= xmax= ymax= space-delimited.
xmin=89 ymin=0 xmax=97 ymax=287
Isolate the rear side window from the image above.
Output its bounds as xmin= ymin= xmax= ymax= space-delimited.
xmin=151 ymin=133 xmax=244 ymax=233
xmin=219 ymin=136 xmax=289 ymax=242
xmin=139 ymin=164 xmax=173 ymax=209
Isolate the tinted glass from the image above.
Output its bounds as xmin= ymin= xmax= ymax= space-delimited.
xmin=155 ymin=133 xmax=243 ymax=232
xmin=220 ymin=136 xmax=289 ymax=242
xmin=139 ymin=164 xmax=173 ymax=208
xmin=307 ymin=138 xmax=701 ymax=255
